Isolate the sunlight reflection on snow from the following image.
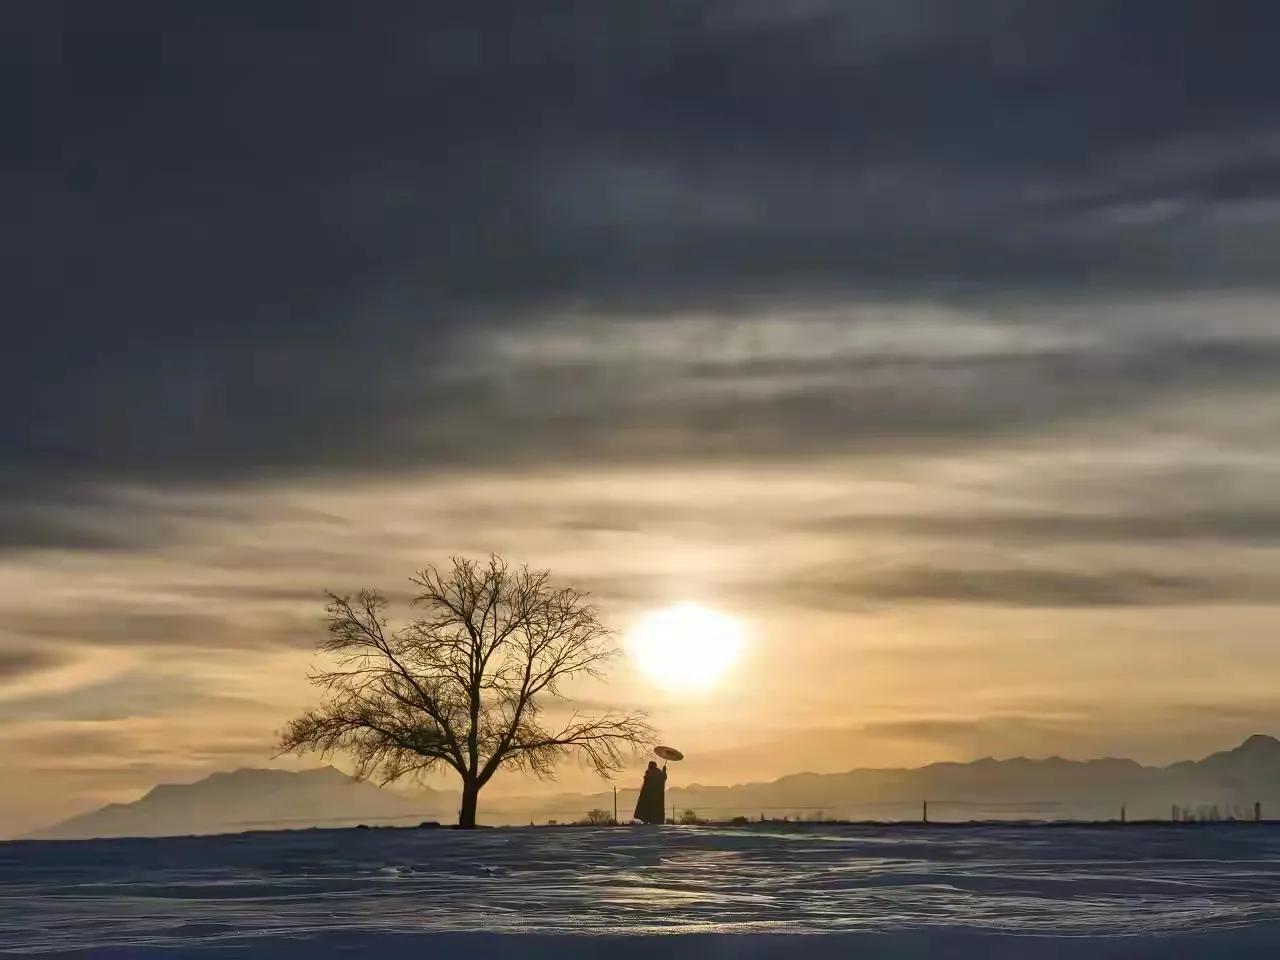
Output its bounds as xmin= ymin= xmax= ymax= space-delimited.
xmin=5 ymin=824 xmax=1280 ymax=952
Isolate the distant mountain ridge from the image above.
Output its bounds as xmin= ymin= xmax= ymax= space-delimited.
xmin=26 ymin=735 xmax=1280 ymax=839
xmin=29 ymin=766 xmax=457 ymax=840
xmin=500 ymin=734 xmax=1280 ymax=824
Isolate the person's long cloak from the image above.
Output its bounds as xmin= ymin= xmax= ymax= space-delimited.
xmin=633 ymin=767 xmax=666 ymax=824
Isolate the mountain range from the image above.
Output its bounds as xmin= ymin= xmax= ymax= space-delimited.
xmin=507 ymin=733 xmax=1280 ymax=825
xmin=26 ymin=767 xmax=456 ymax=840
xmin=27 ymin=734 xmax=1280 ymax=839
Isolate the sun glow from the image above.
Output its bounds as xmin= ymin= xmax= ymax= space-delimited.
xmin=627 ymin=603 xmax=746 ymax=692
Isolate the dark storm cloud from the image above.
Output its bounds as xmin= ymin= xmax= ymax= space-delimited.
xmin=6 ymin=608 xmax=316 ymax=650
xmin=454 ymin=336 xmax=1280 ymax=464
xmin=0 ymin=672 xmax=267 ymax=723
xmin=5 ymin=727 xmax=138 ymax=759
xmin=585 ymin=561 xmax=1278 ymax=612
xmin=0 ymin=504 xmax=134 ymax=552
xmin=6 ymin=0 xmax=1280 ymax=497
xmin=0 ymin=649 xmax=66 ymax=681
xmin=814 ymin=508 xmax=1280 ymax=546
xmin=846 ymin=566 xmax=1273 ymax=608
xmin=0 ymin=477 xmax=353 ymax=556
xmin=0 ymin=487 xmax=182 ymax=553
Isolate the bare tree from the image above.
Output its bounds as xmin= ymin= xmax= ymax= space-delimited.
xmin=279 ymin=555 xmax=653 ymax=828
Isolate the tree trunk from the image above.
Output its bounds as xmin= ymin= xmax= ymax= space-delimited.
xmin=458 ymin=777 xmax=480 ymax=829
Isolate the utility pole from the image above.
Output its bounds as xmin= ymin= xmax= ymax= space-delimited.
xmin=1121 ymin=801 xmax=1127 ymax=824
xmin=1256 ymin=801 xmax=1262 ymax=823
xmin=613 ymin=786 xmax=618 ymax=825
xmin=922 ymin=800 xmax=928 ymax=824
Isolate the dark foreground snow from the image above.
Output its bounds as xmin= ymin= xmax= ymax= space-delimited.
xmin=4 ymin=823 xmax=1280 ymax=957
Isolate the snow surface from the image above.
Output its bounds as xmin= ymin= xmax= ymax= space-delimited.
xmin=4 ymin=823 xmax=1280 ymax=956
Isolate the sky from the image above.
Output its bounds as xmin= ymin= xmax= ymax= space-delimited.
xmin=5 ymin=1 xmax=1280 ymax=836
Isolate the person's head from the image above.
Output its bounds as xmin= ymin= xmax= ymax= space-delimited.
xmin=647 ymin=760 xmax=657 ymax=770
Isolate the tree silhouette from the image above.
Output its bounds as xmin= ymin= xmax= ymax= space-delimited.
xmin=279 ymin=555 xmax=652 ymax=827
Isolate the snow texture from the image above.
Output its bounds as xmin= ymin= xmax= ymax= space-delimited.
xmin=4 ymin=823 xmax=1280 ymax=956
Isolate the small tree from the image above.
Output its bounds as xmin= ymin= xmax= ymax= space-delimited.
xmin=279 ymin=555 xmax=653 ymax=828
xmin=584 ymin=808 xmax=613 ymax=825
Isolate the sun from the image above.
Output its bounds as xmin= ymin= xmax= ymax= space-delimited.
xmin=627 ymin=603 xmax=746 ymax=692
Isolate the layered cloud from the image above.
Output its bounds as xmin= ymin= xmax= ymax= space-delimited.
xmin=7 ymin=2 xmax=1280 ymax=485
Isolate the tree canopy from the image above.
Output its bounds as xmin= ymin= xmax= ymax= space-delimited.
xmin=279 ymin=555 xmax=652 ymax=827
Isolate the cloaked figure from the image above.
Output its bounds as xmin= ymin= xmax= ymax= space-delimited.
xmin=633 ymin=760 xmax=667 ymax=824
